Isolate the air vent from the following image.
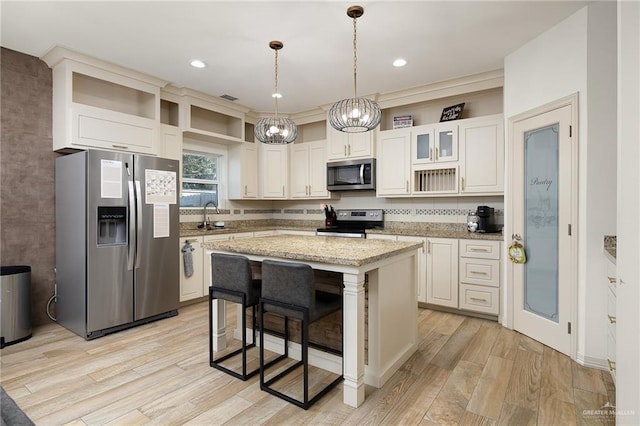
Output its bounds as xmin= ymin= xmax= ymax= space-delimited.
xmin=220 ymin=94 xmax=238 ymax=101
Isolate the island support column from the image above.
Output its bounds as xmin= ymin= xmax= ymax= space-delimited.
xmin=342 ymin=271 xmax=366 ymax=407
xmin=210 ymin=299 xmax=227 ymax=351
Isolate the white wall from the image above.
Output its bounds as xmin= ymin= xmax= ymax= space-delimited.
xmin=616 ymin=0 xmax=640 ymax=422
xmin=504 ymin=3 xmax=617 ymax=367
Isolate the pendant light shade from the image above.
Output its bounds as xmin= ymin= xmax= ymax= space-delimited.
xmin=254 ymin=41 xmax=298 ymax=144
xmin=329 ymin=5 xmax=381 ymax=133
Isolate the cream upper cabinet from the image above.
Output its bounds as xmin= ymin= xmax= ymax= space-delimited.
xmin=290 ymin=141 xmax=329 ymax=199
xmin=376 ymin=128 xmax=411 ymax=196
xmin=327 ymin=125 xmax=374 ymax=160
xmin=42 ymin=47 xmax=166 ymax=154
xmin=228 ymin=142 xmax=258 ymax=199
xmin=412 ymin=123 xmax=458 ymax=164
xmin=259 ymin=143 xmax=289 ymax=199
xmin=459 ymin=114 xmax=504 ymax=194
xmin=426 ymin=238 xmax=459 ymax=308
xmin=159 ymin=124 xmax=183 ymax=161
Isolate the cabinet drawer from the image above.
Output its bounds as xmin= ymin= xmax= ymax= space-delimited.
xmin=459 ymin=284 xmax=499 ymax=315
xmin=460 ymin=240 xmax=500 ymax=259
xmin=459 ymin=258 xmax=500 ymax=287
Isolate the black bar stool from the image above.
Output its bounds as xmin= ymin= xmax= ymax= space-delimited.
xmin=259 ymin=259 xmax=343 ymax=410
xmin=208 ymin=253 xmax=265 ymax=381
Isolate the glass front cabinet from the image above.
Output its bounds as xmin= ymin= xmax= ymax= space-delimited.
xmin=412 ymin=123 xmax=458 ymax=164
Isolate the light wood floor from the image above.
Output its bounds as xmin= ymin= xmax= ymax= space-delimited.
xmin=1 ymin=301 xmax=616 ymax=425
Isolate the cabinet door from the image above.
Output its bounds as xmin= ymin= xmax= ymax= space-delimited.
xmin=228 ymin=143 xmax=258 ymax=199
xmin=259 ymin=144 xmax=288 ymax=198
xmin=412 ymin=124 xmax=435 ymax=164
xmin=327 ymin=126 xmax=349 ymax=160
xmin=426 ymin=238 xmax=459 ymax=308
xmin=348 ymin=132 xmax=374 ymax=158
xmin=434 ymin=123 xmax=458 ymax=162
xmin=459 ymin=115 xmax=504 ymax=194
xmin=377 ymin=128 xmax=411 ymax=196
xmin=290 ymin=144 xmax=310 ymax=198
xmin=327 ymin=125 xmax=373 ymax=160
xmin=398 ymin=236 xmax=427 ymax=303
xmin=179 ymin=238 xmax=204 ymax=301
xmin=308 ymin=141 xmax=329 ymax=197
xmin=159 ymin=124 xmax=183 ymax=161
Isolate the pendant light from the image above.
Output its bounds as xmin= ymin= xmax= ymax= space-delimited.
xmin=254 ymin=41 xmax=298 ymax=144
xmin=329 ymin=5 xmax=381 ymax=133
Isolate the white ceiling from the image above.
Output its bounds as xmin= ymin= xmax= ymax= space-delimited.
xmin=1 ymin=1 xmax=588 ymax=115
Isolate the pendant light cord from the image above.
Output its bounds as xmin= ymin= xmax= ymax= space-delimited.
xmin=274 ymin=47 xmax=279 ymax=119
xmin=352 ymin=15 xmax=358 ymax=99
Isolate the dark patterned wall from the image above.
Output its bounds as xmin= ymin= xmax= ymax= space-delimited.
xmin=1 ymin=47 xmax=59 ymax=326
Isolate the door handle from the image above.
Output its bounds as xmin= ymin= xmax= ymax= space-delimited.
xmin=344 ymin=145 xmax=347 ymax=157
xmin=436 ymin=147 xmax=439 ymax=160
xmin=461 ymin=177 xmax=465 ymax=191
xmin=360 ymin=164 xmax=365 ymax=185
xmin=135 ymin=181 xmax=142 ymax=269
xmin=406 ymin=180 xmax=409 ymax=193
xmin=430 ymin=148 xmax=433 ymax=161
xmin=348 ymin=144 xmax=351 ymax=156
xmin=127 ymin=181 xmax=135 ymax=271
xmin=608 ymin=315 xmax=617 ymax=324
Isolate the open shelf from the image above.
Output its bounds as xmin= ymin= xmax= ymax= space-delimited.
xmin=72 ymin=72 xmax=155 ymax=119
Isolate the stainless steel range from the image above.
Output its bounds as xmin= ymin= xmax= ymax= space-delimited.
xmin=316 ymin=209 xmax=384 ymax=238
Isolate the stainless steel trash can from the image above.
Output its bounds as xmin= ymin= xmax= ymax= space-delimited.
xmin=1 ymin=265 xmax=32 ymax=348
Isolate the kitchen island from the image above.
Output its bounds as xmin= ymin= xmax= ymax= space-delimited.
xmin=203 ymin=234 xmax=422 ymax=408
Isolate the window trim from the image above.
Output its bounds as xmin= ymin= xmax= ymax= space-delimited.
xmin=180 ymin=143 xmax=228 ymax=209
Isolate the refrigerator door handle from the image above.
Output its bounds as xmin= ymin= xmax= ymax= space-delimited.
xmin=135 ymin=180 xmax=143 ymax=269
xmin=127 ymin=181 xmax=135 ymax=271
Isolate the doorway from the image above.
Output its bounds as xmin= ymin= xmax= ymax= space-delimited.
xmin=507 ymin=94 xmax=578 ymax=357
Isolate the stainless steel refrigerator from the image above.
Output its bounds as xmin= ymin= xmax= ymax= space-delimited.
xmin=55 ymin=149 xmax=180 ymax=339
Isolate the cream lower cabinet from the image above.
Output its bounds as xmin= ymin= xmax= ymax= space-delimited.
xmin=179 ymin=237 xmax=204 ymax=302
xmin=458 ymin=240 xmax=501 ymax=315
xmin=426 ymin=238 xmax=459 ymax=308
xmin=179 ymin=232 xmax=255 ymax=302
xmin=376 ymin=129 xmax=411 ymax=196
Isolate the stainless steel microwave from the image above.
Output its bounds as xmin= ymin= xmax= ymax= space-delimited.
xmin=327 ymin=158 xmax=376 ymax=191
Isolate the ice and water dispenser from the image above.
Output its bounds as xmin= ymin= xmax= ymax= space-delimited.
xmin=97 ymin=206 xmax=127 ymax=245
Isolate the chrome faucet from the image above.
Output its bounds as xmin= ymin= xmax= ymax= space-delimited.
xmin=202 ymin=200 xmax=221 ymax=229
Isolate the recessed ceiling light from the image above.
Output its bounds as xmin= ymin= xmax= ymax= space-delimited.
xmin=393 ymin=58 xmax=407 ymax=67
xmin=190 ymin=60 xmax=206 ymax=68
xmin=272 ymin=92 xmax=282 ymax=99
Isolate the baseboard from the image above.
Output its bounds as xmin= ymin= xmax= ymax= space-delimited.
xmin=577 ymin=352 xmax=609 ymax=371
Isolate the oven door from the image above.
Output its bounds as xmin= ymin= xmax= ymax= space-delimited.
xmin=327 ymin=159 xmax=376 ymax=191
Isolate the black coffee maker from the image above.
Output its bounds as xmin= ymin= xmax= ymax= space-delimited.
xmin=476 ymin=205 xmax=501 ymax=233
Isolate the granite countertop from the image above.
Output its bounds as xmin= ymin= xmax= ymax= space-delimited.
xmin=604 ymin=235 xmax=616 ymax=263
xmin=203 ymin=234 xmax=423 ymax=267
xmin=181 ymin=224 xmax=504 ymax=241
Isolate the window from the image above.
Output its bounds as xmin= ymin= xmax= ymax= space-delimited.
xmin=180 ymin=152 xmax=220 ymax=207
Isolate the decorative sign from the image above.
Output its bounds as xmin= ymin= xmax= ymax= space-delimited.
xmin=439 ymin=103 xmax=465 ymax=122
xmin=393 ymin=115 xmax=413 ymax=129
